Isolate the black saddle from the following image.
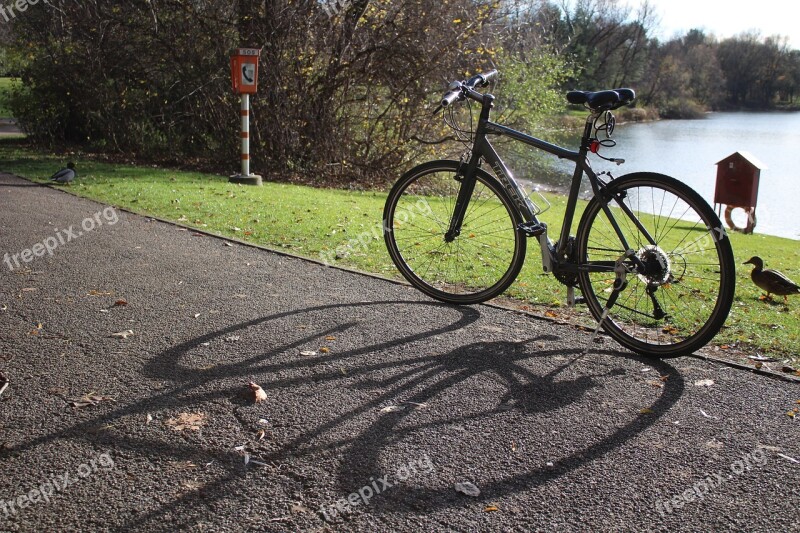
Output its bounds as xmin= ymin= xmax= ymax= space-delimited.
xmin=566 ymin=88 xmax=635 ymax=111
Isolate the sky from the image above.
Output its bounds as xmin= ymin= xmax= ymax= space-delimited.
xmin=630 ymin=0 xmax=800 ymax=48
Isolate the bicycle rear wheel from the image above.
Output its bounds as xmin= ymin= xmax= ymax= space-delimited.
xmin=576 ymin=172 xmax=735 ymax=357
xmin=384 ymin=160 xmax=526 ymax=304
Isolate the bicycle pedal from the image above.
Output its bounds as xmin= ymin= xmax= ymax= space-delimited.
xmin=518 ymin=222 xmax=546 ymax=237
xmin=567 ymin=286 xmax=586 ymax=307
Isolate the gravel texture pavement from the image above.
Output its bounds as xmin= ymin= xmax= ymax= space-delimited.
xmin=0 ymin=173 xmax=798 ymax=532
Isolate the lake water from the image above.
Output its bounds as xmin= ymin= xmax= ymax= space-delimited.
xmin=533 ymin=111 xmax=800 ymax=240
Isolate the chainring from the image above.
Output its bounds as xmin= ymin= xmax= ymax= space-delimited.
xmin=552 ymin=236 xmax=579 ymax=287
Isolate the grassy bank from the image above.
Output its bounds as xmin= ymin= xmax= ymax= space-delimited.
xmin=1 ymin=142 xmax=798 ymax=364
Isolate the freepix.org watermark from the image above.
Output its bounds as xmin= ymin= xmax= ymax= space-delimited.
xmin=319 ymin=198 xmax=433 ymax=266
xmin=655 ymin=448 xmax=767 ymax=516
xmin=3 ymin=206 xmax=119 ymax=271
xmin=0 ymin=0 xmax=40 ymax=23
xmin=319 ymin=453 xmax=434 ymax=521
xmin=1 ymin=452 xmax=115 ymax=520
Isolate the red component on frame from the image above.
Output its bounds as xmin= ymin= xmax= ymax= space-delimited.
xmin=590 ymin=140 xmax=600 ymax=154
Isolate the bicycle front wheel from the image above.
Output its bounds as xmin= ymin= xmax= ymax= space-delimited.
xmin=577 ymin=172 xmax=735 ymax=357
xmin=384 ymin=160 xmax=526 ymax=304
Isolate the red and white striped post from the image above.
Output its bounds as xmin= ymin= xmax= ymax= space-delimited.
xmin=229 ymin=48 xmax=262 ymax=186
xmin=240 ymin=93 xmax=252 ymax=178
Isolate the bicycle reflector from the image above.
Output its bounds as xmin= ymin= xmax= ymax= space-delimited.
xmin=590 ymin=140 xmax=601 ymax=153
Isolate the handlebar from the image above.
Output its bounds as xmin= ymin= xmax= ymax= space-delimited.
xmin=440 ymin=70 xmax=498 ymax=108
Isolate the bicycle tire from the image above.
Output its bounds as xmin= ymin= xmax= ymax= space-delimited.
xmin=383 ymin=160 xmax=526 ymax=304
xmin=576 ymin=172 xmax=735 ymax=358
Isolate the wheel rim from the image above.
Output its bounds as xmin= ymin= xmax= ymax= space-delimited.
xmin=387 ymin=166 xmax=523 ymax=301
xmin=579 ymin=178 xmax=732 ymax=352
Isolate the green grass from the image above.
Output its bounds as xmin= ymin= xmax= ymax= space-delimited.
xmin=0 ymin=77 xmax=15 ymax=117
xmin=1 ymin=142 xmax=798 ymax=363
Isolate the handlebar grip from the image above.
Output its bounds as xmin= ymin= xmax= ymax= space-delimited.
xmin=465 ymin=70 xmax=498 ymax=89
xmin=481 ymin=69 xmax=498 ymax=86
xmin=441 ymin=89 xmax=462 ymax=107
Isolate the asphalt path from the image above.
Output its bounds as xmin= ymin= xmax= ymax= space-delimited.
xmin=0 ymin=172 xmax=798 ymax=532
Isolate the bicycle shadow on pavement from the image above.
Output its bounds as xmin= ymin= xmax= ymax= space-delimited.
xmin=2 ymin=299 xmax=684 ymax=529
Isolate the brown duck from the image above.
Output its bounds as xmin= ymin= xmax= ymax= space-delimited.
xmin=743 ymin=256 xmax=800 ymax=302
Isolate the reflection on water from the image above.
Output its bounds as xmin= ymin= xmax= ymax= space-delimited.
xmin=504 ymin=112 xmax=800 ymax=240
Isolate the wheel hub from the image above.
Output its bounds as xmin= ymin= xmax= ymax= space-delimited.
xmin=636 ymin=245 xmax=671 ymax=286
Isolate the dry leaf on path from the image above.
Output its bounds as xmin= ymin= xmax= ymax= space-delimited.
xmin=248 ymin=382 xmax=267 ymax=403
xmin=299 ymin=350 xmax=316 ymax=356
xmin=70 ymin=393 xmax=115 ymax=408
xmin=694 ymin=379 xmax=714 ymax=387
xmin=380 ymin=405 xmax=404 ymax=413
xmin=110 ymin=330 xmax=134 ymax=339
xmin=113 ymin=299 xmax=128 ymax=307
xmin=166 ymin=412 xmax=207 ymax=431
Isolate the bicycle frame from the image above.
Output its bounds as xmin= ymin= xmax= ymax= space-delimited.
xmin=447 ymin=93 xmax=656 ymax=276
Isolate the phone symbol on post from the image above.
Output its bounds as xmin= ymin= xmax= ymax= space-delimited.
xmin=242 ymin=64 xmax=255 ymax=85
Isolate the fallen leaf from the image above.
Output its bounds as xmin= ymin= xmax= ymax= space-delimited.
xmin=110 ymin=330 xmax=134 ymax=339
xmin=748 ymin=355 xmax=777 ymax=362
xmin=544 ymin=310 xmax=558 ymax=318
xmin=70 ymin=393 xmax=115 ymax=408
xmin=225 ymin=336 xmax=240 ymax=342
xmin=781 ymin=366 xmax=797 ymax=374
xmin=484 ymin=505 xmax=499 ymax=512
xmin=224 ymin=242 xmax=233 ymax=247
xmin=694 ymin=379 xmax=714 ymax=387
xmin=380 ymin=405 xmax=404 ymax=413
xmin=256 ymin=429 xmax=266 ymax=440
xmin=320 ymin=347 xmax=330 ymax=354
xmin=146 ymin=413 xmax=153 ymax=424
xmin=166 ymin=412 xmax=206 ymax=431
xmin=699 ymin=409 xmax=717 ymax=419
xmin=87 ymin=290 xmax=112 ymax=296
xmin=787 ymin=411 xmax=796 ymax=419
xmin=113 ymin=299 xmax=128 ymax=307
xmin=299 ymin=350 xmax=316 ymax=356
xmin=248 ymin=382 xmax=267 ymax=403
xmin=193 ymin=313 xmax=201 ymax=318
xmin=454 ymin=482 xmax=481 ymax=497
xmin=639 ymin=408 xmax=654 ymax=415
xmin=325 ymin=335 xmax=336 ymax=341
xmin=778 ymin=453 xmax=800 ymax=464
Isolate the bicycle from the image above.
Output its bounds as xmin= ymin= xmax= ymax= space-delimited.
xmin=383 ymin=70 xmax=735 ymax=358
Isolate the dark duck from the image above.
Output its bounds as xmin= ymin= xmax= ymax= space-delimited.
xmin=50 ymin=162 xmax=76 ymax=184
xmin=743 ymin=256 xmax=800 ymax=303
